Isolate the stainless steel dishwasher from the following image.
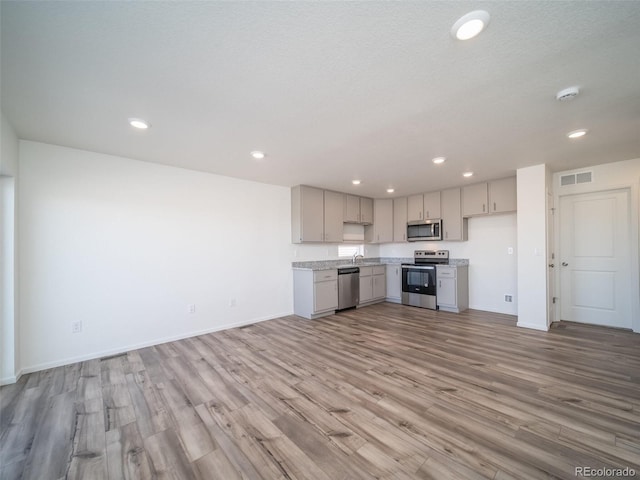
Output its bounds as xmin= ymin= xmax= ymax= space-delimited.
xmin=337 ymin=267 xmax=360 ymax=310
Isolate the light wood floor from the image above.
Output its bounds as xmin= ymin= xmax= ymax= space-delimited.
xmin=1 ymin=304 xmax=639 ymax=479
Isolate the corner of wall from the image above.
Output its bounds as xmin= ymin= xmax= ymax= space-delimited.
xmin=0 ymin=111 xmax=20 ymax=384
xmin=516 ymin=164 xmax=549 ymax=332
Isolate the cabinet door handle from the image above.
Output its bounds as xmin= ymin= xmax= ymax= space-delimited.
xmin=493 ymin=202 xmax=497 ymax=211
xmin=439 ymin=280 xmax=441 ymax=288
xmin=483 ymin=204 xmax=486 ymax=212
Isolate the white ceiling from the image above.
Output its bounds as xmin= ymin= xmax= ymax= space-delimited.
xmin=2 ymin=1 xmax=640 ymax=198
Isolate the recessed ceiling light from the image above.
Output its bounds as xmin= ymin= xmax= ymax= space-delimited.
xmin=451 ymin=10 xmax=490 ymax=40
xmin=352 ymin=180 xmax=361 ymax=185
xmin=567 ymin=129 xmax=588 ymax=139
xmin=251 ymin=151 xmax=266 ymax=159
xmin=386 ymin=188 xmax=395 ymax=194
xmin=432 ymin=157 xmax=446 ymax=164
xmin=128 ymin=118 xmax=149 ymax=129
xmin=463 ymin=171 xmax=474 ymax=178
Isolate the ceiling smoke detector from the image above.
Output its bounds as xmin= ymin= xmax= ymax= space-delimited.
xmin=556 ymin=86 xmax=580 ymax=102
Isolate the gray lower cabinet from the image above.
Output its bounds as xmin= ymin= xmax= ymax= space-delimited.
xmin=359 ymin=266 xmax=386 ymax=305
xmin=386 ymin=264 xmax=402 ymax=303
xmin=436 ymin=265 xmax=469 ymax=313
xmin=293 ymin=269 xmax=338 ymax=319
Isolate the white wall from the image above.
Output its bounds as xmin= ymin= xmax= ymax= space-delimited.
xmin=1 ymin=112 xmax=19 ymax=176
xmin=1 ymin=112 xmax=20 ymax=384
xmin=19 ymin=141 xmax=294 ymax=373
xmin=380 ymin=214 xmax=518 ymax=315
xmin=553 ymin=158 xmax=640 ymax=333
xmin=516 ymin=164 xmax=550 ymax=331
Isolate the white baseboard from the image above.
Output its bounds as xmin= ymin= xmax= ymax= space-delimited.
xmin=19 ymin=311 xmax=293 ymax=377
xmin=1 ymin=371 xmax=21 ymax=386
xmin=517 ymin=321 xmax=549 ymax=332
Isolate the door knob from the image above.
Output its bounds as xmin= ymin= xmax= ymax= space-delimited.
xmin=562 ymin=262 xmax=569 ymax=266
xmin=548 ymin=264 xmax=554 ymax=268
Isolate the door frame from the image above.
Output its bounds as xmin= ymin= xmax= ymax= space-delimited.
xmin=553 ymin=184 xmax=639 ymax=333
xmin=546 ymin=188 xmax=556 ymax=326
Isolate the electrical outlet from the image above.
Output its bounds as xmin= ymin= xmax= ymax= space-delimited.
xmin=229 ymin=298 xmax=236 ymax=307
xmin=504 ymin=295 xmax=513 ymax=303
xmin=507 ymin=247 xmax=514 ymax=255
xmin=72 ymin=321 xmax=82 ymax=333
xmin=188 ymin=304 xmax=196 ymax=314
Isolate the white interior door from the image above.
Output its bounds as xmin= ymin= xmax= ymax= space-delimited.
xmin=559 ymin=189 xmax=632 ymax=329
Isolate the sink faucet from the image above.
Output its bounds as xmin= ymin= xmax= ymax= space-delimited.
xmin=352 ymin=253 xmax=364 ymax=264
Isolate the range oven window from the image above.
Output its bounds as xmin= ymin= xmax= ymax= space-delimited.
xmin=402 ymin=266 xmax=436 ymax=296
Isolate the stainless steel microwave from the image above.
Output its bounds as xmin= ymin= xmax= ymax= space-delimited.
xmin=407 ymin=219 xmax=442 ymax=242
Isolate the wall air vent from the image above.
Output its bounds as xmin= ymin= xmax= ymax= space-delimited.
xmin=560 ymin=171 xmax=592 ymax=186
xmin=576 ymin=171 xmax=592 ymax=184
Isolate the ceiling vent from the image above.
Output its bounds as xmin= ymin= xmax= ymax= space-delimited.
xmin=560 ymin=171 xmax=592 ymax=186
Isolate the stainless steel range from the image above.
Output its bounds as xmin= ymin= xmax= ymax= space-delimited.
xmin=401 ymin=250 xmax=449 ymax=310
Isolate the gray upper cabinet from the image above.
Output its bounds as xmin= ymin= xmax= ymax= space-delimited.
xmin=463 ymin=177 xmax=517 ymax=217
xmin=365 ymin=198 xmax=393 ymax=243
xmin=407 ymin=194 xmax=423 ymax=222
xmin=489 ymin=177 xmax=517 ymax=213
xmin=393 ymin=197 xmax=408 ymax=242
xmin=441 ymin=187 xmax=468 ymax=241
xmin=291 ymin=185 xmax=324 ymax=243
xmin=462 ymin=183 xmax=489 ymax=216
xmin=423 ymin=191 xmax=441 ymax=220
xmin=344 ymin=194 xmax=374 ymax=225
xmin=409 ymin=192 xmax=441 ymax=221
xmin=291 ymin=186 xmax=343 ymax=243
xmin=344 ymin=195 xmax=360 ymax=223
xmin=323 ymin=190 xmax=344 ymax=242
xmin=360 ymin=197 xmax=374 ymax=225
